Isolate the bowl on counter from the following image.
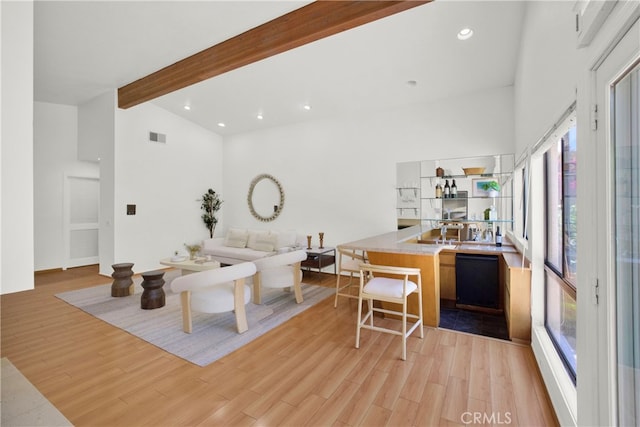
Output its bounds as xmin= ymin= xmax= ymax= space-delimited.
xmin=462 ymin=167 xmax=486 ymax=175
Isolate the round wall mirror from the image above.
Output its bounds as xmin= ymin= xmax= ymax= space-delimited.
xmin=247 ymin=174 xmax=285 ymax=222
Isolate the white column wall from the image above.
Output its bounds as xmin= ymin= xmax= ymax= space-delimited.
xmin=1 ymin=1 xmax=34 ymax=294
xmin=223 ymin=86 xmax=514 ymax=247
xmin=78 ymin=92 xmax=116 ymax=276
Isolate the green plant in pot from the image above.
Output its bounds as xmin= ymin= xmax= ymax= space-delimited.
xmin=184 ymin=243 xmax=201 ymax=260
xmin=481 ymin=181 xmax=501 ymax=197
xmin=201 ymin=188 xmax=223 ymax=238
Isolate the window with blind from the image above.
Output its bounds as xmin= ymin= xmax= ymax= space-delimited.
xmin=544 ymin=123 xmax=577 ymax=383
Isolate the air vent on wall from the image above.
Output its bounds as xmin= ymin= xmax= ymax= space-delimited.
xmin=149 ymin=131 xmax=166 ymax=143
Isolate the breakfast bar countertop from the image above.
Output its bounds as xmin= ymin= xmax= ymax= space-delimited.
xmin=338 ymin=225 xmax=448 ymax=255
xmin=338 ymin=225 xmax=522 ymax=257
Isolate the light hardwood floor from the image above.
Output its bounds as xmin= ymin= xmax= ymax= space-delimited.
xmin=1 ymin=265 xmax=558 ymax=426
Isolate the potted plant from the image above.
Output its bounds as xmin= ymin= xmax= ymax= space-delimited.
xmin=481 ymin=181 xmax=501 ymax=197
xmin=184 ymin=243 xmax=201 ymax=260
xmin=201 ymin=188 xmax=223 ymax=238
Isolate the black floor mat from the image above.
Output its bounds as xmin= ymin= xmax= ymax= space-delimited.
xmin=439 ymin=306 xmax=510 ymax=341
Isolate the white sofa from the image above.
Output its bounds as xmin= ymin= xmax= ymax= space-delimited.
xmin=202 ymin=228 xmax=304 ymax=265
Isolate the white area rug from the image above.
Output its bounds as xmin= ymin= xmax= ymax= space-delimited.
xmin=55 ymin=271 xmax=333 ymax=367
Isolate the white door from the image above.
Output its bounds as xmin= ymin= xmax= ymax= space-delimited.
xmin=595 ymin=17 xmax=640 ymax=426
xmin=64 ymin=175 xmax=100 ymax=268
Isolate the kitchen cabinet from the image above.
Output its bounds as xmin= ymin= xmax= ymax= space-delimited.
xmin=439 ymin=251 xmax=456 ymax=301
xmin=500 ymin=253 xmax=532 ymax=343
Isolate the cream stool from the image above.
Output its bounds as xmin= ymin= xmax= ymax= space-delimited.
xmin=355 ymin=263 xmax=423 ymax=360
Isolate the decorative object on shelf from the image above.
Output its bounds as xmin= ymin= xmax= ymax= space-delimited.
xmin=397 ymin=154 xmax=514 ymax=228
xmin=184 ymin=243 xmax=201 ymax=260
xmin=483 ymin=206 xmax=497 ymax=221
xmin=472 ymin=178 xmax=501 ymax=197
xmin=319 ymin=232 xmax=324 ymax=249
xmin=200 ymin=188 xmax=223 ymax=238
xmin=436 ymin=167 xmax=444 ymax=177
xmin=248 ymin=173 xmax=285 ymax=222
xmin=462 ymin=167 xmax=486 ymax=176
xmin=306 ymin=235 xmax=312 ymax=250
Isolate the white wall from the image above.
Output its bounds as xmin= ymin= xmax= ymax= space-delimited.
xmin=513 ymin=1 xmax=579 ymax=161
xmin=34 ymin=102 xmax=99 ymax=270
xmin=78 ymin=92 xmax=116 ymax=276
xmin=113 ymin=102 xmax=224 ymax=275
xmin=1 ymin=1 xmax=34 ymax=294
xmin=223 ymin=86 xmax=514 ymax=248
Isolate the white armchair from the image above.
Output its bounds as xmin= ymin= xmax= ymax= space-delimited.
xmin=251 ymin=249 xmax=308 ymax=304
xmin=170 ymin=262 xmax=257 ymax=334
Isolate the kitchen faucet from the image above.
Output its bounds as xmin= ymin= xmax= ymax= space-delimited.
xmin=440 ymin=225 xmax=447 ymax=244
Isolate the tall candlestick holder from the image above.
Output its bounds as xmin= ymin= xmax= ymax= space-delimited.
xmin=319 ymin=232 xmax=324 ymax=249
xmin=306 ymin=235 xmax=312 ymax=250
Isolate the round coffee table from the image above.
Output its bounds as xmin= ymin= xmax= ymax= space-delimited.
xmin=140 ymin=270 xmax=165 ymax=309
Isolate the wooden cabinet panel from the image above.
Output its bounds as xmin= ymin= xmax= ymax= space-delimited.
xmin=502 ymin=254 xmax=531 ymax=343
xmin=439 ymin=251 xmax=456 ymax=301
xmin=366 ymin=251 xmax=439 ymax=327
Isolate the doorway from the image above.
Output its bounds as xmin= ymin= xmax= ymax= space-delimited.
xmin=64 ymin=175 xmax=99 ymax=269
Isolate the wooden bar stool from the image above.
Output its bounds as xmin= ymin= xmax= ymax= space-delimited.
xmin=334 ymin=247 xmax=367 ymax=307
xmin=355 ymin=263 xmax=423 ymax=360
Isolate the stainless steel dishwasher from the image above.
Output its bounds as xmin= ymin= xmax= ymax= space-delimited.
xmin=455 ymin=253 xmax=499 ymax=308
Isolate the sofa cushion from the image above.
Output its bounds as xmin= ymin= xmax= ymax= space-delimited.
xmin=208 ymin=245 xmax=273 ymax=262
xmin=247 ymin=231 xmax=278 ymax=252
xmin=272 ymin=230 xmax=297 ymax=249
xmin=224 ymin=228 xmax=248 ymax=248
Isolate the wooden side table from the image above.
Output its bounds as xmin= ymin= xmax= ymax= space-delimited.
xmin=111 ymin=263 xmax=134 ymax=297
xmin=301 ymin=246 xmax=336 ymax=274
xmin=140 ymin=270 xmax=166 ymax=309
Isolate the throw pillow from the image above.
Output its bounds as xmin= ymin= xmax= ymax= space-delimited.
xmin=224 ymin=228 xmax=248 ymax=248
xmin=273 ymin=230 xmax=297 ymax=249
xmin=249 ymin=231 xmax=277 ymax=252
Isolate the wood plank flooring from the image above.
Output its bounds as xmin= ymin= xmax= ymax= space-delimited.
xmin=1 ymin=265 xmax=558 ymax=426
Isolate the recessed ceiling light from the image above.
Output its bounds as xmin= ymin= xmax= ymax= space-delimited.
xmin=457 ymin=28 xmax=473 ymax=40
xmin=217 ymin=122 xmax=226 ymax=128
xmin=303 ymin=104 xmax=312 ymax=111
xmin=257 ymin=113 xmax=263 ymax=120
xmin=183 ymin=105 xmax=191 ymax=110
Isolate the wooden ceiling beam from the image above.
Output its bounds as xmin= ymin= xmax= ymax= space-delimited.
xmin=117 ymin=0 xmax=431 ymax=109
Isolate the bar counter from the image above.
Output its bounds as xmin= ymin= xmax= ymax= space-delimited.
xmin=338 ymin=225 xmax=531 ymax=341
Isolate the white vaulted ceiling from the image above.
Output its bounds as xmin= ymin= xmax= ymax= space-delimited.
xmin=34 ymin=0 xmax=526 ymax=136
